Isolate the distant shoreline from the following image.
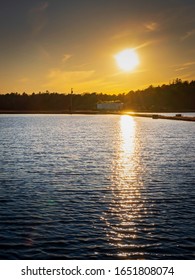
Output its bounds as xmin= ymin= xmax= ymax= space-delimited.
xmin=0 ymin=110 xmax=116 ymax=114
xmin=0 ymin=110 xmax=195 ymax=114
xmin=128 ymin=113 xmax=195 ymax=122
xmin=1 ymin=110 xmax=195 ymax=122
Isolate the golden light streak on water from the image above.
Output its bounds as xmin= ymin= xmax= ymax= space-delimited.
xmin=102 ymin=115 xmax=146 ymax=257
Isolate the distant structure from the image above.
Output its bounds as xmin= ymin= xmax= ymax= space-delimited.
xmin=70 ymin=88 xmax=73 ymax=113
xmin=97 ymin=101 xmax=123 ymax=111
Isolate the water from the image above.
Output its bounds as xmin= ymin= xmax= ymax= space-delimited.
xmin=0 ymin=114 xmax=195 ymax=259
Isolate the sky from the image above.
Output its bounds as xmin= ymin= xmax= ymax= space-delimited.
xmin=0 ymin=0 xmax=195 ymax=94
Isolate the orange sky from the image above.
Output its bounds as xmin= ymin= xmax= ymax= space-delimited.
xmin=1 ymin=0 xmax=195 ymax=94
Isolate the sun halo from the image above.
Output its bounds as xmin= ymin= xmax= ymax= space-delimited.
xmin=115 ymin=49 xmax=139 ymax=72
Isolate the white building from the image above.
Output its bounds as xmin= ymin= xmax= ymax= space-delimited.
xmin=97 ymin=101 xmax=123 ymax=111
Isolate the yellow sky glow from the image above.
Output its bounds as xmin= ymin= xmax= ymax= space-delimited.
xmin=1 ymin=1 xmax=195 ymax=94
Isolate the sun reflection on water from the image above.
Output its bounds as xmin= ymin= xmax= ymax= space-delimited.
xmin=119 ymin=115 xmax=136 ymax=175
xmin=103 ymin=115 xmax=144 ymax=258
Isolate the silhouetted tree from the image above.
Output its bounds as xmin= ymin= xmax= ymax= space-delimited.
xmin=0 ymin=79 xmax=195 ymax=112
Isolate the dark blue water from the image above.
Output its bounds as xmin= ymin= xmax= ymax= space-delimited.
xmin=0 ymin=114 xmax=195 ymax=259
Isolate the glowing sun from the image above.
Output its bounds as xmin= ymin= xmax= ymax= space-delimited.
xmin=115 ymin=49 xmax=139 ymax=71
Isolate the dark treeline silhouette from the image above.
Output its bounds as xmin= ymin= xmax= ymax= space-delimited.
xmin=0 ymin=79 xmax=195 ymax=112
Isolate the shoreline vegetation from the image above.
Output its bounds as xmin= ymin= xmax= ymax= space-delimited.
xmin=1 ymin=79 xmax=195 ymax=114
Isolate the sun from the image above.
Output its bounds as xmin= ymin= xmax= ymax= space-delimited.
xmin=115 ymin=49 xmax=139 ymax=71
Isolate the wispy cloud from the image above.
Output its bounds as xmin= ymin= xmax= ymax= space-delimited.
xmin=43 ymin=68 xmax=121 ymax=93
xmin=43 ymin=68 xmax=96 ymax=91
xmin=47 ymin=69 xmax=95 ymax=81
xmin=181 ymin=29 xmax=195 ymax=41
xmin=135 ymin=40 xmax=159 ymax=50
xmin=145 ymin=21 xmax=159 ymax=32
xmin=175 ymin=67 xmax=188 ymax=72
xmin=31 ymin=2 xmax=49 ymax=13
xmin=29 ymin=2 xmax=49 ymax=36
xmin=173 ymin=61 xmax=195 ymax=72
xmin=183 ymin=61 xmax=195 ymax=66
xmin=111 ymin=29 xmax=132 ymax=40
xmin=18 ymin=77 xmax=30 ymax=83
xmin=111 ymin=20 xmax=160 ymax=42
xmin=62 ymin=54 xmax=72 ymax=63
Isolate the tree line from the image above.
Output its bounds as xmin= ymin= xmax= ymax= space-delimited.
xmin=0 ymin=79 xmax=195 ymax=112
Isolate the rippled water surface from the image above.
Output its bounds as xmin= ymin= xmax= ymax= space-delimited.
xmin=0 ymin=114 xmax=195 ymax=259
